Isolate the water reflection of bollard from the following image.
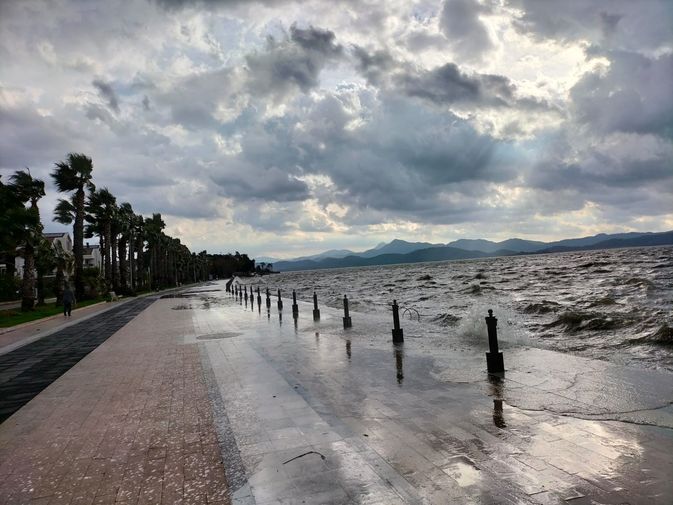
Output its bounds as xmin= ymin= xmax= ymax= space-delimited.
xmin=257 ymin=287 xmax=262 ymax=307
xmin=244 ymin=286 xmax=248 ymax=302
xmin=249 ymin=287 xmax=254 ymax=310
xmin=292 ymin=290 xmax=299 ymax=319
xmin=395 ymin=348 xmax=404 ymax=384
xmin=485 ymin=309 xmax=504 ymax=373
xmin=346 ymin=340 xmax=351 ymax=360
xmin=493 ymin=399 xmax=506 ymax=428
xmin=234 ymin=285 xmax=238 ymax=299
xmin=266 ymin=288 xmax=271 ymax=310
xmin=342 ymin=295 xmax=352 ymax=329
xmin=391 ymin=300 xmax=404 ymax=343
xmin=277 ymin=289 xmax=283 ymax=311
xmin=313 ymin=292 xmax=321 ymax=321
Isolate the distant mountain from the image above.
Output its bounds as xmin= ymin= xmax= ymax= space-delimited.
xmin=537 ymin=231 xmax=673 ymax=254
xmin=358 ymin=239 xmax=444 ymax=258
xmin=272 ymin=231 xmax=672 ymax=272
xmin=543 ymin=232 xmax=653 ymax=250
xmin=254 ymin=256 xmax=280 ymax=264
xmin=446 ymin=238 xmax=544 ymax=253
xmin=291 ymin=249 xmax=356 ymax=261
xmin=274 ymin=246 xmax=499 ymax=272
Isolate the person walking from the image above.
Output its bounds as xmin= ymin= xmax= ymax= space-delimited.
xmin=63 ymin=285 xmax=76 ymax=317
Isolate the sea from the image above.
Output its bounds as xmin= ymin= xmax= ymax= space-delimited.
xmin=256 ymin=246 xmax=673 ymax=372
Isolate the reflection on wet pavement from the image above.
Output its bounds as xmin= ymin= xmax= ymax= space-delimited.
xmin=191 ymin=281 xmax=673 ymax=504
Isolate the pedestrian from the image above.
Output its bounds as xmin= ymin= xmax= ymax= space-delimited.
xmin=63 ymin=285 xmax=76 ymax=317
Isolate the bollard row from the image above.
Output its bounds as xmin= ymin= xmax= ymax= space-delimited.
xmin=229 ymin=281 xmax=503 ymax=375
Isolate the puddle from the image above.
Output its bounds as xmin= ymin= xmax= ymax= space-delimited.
xmin=196 ymin=332 xmax=242 ymax=340
xmin=442 ymin=457 xmax=481 ymax=487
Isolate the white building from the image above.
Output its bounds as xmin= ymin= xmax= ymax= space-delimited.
xmin=14 ymin=232 xmax=73 ymax=275
xmin=83 ymin=242 xmax=102 ymax=270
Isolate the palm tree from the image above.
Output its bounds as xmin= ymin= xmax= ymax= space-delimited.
xmin=144 ymin=213 xmax=165 ymax=289
xmin=131 ymin=213 xmax=146 ymax=291
xmin=116 ymin=202 xmax=134 ymax=293
xmin=51 ymin=153 xmax=95 ymax=299
xmin=35 ymin=236 xmax=56 ymax=305
xmin=86 ymin=188 xmax=116 ymax=294
xmin=52 ymin=240 xmax=74 ymax=304
xmin=9 ymin=170 xmax=45 ymax=311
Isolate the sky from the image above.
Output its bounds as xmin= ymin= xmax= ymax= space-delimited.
xmin=1 ymin=0 xmax=672 ymax=260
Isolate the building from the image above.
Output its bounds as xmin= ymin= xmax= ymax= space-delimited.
xmin=12 ymin=231 xmax=78 ymax=276
xmin=83 ymin=242 xmax=102 ymax=270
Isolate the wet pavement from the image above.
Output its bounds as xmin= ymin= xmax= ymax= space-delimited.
xmin=1 ymin=281 xmax=672 ymax=504
xmin=190 ymin=281 xmax=673 ymax=504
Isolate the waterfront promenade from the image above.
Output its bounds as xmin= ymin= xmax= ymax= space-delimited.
xmin=1 ymin=282 xmax=672 ymax=504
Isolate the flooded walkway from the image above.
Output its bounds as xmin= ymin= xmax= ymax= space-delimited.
xmin=1 ymin=280 xmax=672 ymax=504
xmin=197 ymin=282 xmax=673 ymax=504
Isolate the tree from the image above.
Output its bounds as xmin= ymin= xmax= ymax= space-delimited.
xmin=144 ymin=213 xmax=165 ymax=289
xmin=116 ymin=202 xmax=134 ymax=293
xmin=52 ymin=240 xmax=74 ymax=304
xmin=51 ymin=153 xmax=95 ymax=299
xmin=9 ymin=169 xmax=45 ymax=311
xmin=35 ymin=237 xmax=56 ymax=305
xmin=0 ymin=175 xmax=26 ymax=299
xmin=85 ymin=188 xmax=116 ymax=294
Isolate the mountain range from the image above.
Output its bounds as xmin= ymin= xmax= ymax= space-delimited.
xmin=268 ymin=230 xmax=673 ymax=272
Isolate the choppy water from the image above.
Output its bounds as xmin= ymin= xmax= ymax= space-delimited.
xmin=252 ymin=246 xmax=673 ymax=372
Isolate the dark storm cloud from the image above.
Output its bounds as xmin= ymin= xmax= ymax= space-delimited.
xmin=439 ymin=0 xmax=493 ymax=60
xmin=246 ymin=25 xmax=343 ymax=97
xmin=395 ymin=63 xmax=549 ymax=111
xmin=352 ymin=46 xmax=395 ymax=85
xmin=92 ymin=79 xmax=120 ymax=113
xmin=283 ymin=91 xmax=521 ymax=223
xmin=210 ymin=164 xmax=309 ymax=202
xmin=570 ymin=51 xmax=673 ymax=137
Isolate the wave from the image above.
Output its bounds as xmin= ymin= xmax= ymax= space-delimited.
xmin=622 ymin=324 xmax=673 ymax=347
xmin=587 ymin=296 xmax=618 ymax=307
xmin=523 ymin=301 xmax=560 ymax=314
xmin=431 ymin=313 xmax=461 ymax=326
xmin=546 ymin=311 xmax=631 ymax=332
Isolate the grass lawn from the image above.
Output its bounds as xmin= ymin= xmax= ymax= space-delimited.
xmin=0 ymin=298 xmax=105 ymax=328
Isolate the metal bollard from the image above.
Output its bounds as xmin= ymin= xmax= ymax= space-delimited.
xmin=244 ymin=286 xmax=248 ymax=302
xmin=485 ymin=309 xmax=505 ymax=373
xmin=313 ymin=291 xmax=321 ymax=321
xmin=292 ymin=290 xmax=299 ymax=319
xmin=391 ymin=300 xmax=404 ymax=343
xmin=249 ymin=286 xmax=254 ymax=309
xmin=342 ymin=295 xmax=352 ymax=329
xmin=234 ymin=285 xmax=238 ymax=298
xmin=266 ymin=288 xmax=271 ymax=309
xmin=277 ymin=289 xmax=283 ymax=311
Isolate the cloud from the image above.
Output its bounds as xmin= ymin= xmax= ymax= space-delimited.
xmin=508 ymin=0 xmax=673 ymax=52
xmin=439 ymin=0 xmax=493 ymax=61
xmin=210 ymin=162 xmax=310 ymax=202
xmin=92 ymin=79 xmax=120 ymax=113
xmin=395 ymin=62 xmax=550 ymax=112
xmin=246 ymin=25 xmax=343 ymax=98
xmin=570 ymin=51 xmax=673 ymax=137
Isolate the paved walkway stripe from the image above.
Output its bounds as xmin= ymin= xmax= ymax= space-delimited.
xmin=0 ymin=297 xmax=156 ymax=423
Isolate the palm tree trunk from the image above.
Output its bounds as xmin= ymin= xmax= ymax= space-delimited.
xmin=119 ymin=238 xmax=128 ymax=293
xmin=21 ymin=246 xmax=36 ymax=311
xmin=111 ymin=233 xmax=118 ymax=292
xmin=74 ymin=188 xmax=85 ymax=299
xmin=55 ymin=266 xmax=64 ymax=304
